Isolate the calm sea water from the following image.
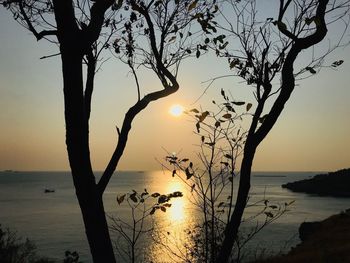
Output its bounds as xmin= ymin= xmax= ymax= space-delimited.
xmin=0 ymin=171 xmax=349 ymax=262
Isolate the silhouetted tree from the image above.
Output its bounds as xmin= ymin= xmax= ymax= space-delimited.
xmin=2 ymin=0 xmax=349 ymax=262
xmin=162 ymin=97 xmax=290 ymax=263
xmin=111 ymin=189 xmax=183 ymax=262
xmin=0 ymin=0 xmax=217 ymax=262
xmin=208 ymin=0 xmax=349 ymax=262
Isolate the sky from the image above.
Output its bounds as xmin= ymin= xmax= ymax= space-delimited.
xmin=0 ymin=4 xmax=350 ymax=172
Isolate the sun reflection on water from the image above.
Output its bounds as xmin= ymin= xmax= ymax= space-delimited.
xmin=165 ymin=180 xmax=187 ymax=223
xmin=148 ymin=171 xmax=191 ymax=224
xmin=145 ymin=171 xmax=196 ymax=262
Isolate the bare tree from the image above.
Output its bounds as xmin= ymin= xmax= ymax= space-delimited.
xmin=207 ymin=0 xmax=350 ymax=262
xmin=0 ymin=0 xmax=217 ymax=261
xmin=162 ymin=95 xmax=290 ymax=263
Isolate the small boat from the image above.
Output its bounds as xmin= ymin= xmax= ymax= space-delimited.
xmin=44 ymin=188 xmax=55 ymax=193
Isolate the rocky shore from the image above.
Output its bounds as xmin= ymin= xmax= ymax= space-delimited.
xmin=253 ymin=209 xmax=350 ymax=263
xmin=281 ymin=168 xmax=350 ymax=197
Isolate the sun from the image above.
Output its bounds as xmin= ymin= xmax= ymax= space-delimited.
xmin=169 ymin=104 xmax=184 ymax=117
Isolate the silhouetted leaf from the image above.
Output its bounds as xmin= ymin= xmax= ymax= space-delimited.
xmin=150 ymin=207 xmax=156 ymax=215
xmin=196 ymin=122 xmax=200 ymax=133
xmin=188 ymin=0 xmax=198 ymax=11
xmin=220 ymin=161 xmax=229 ymax=166
xmin=230 ymin=59 xmax=239 ymax=69
xmin=222 ymin=113 xmax=231 ymax=119
xmin=160 ymin=206 xmax=166 ymax=212
xmin=172 ymin=169 xmax=176 ymax=177
xmin=191 ymin=184 xmax=196 ymax=192
xmin=221 ymin=89 xmax=226 ymax=99
xmin=158 ymin=195 xmax=169 ymax=204
xmin=164 ymin=203 xmax=172 ymax=207
xmin=151 ymin=193 xmax=160 ymax=198
xmin=190 ymin=108 xmax=200 ymax=113
xmin=232 ymin=101 xmax=245 ymax=106
xmin=265 ymin=212 xmax=274 ymax=218
xmin=225 ymin=105 xmax=235 ymax=112
xmin=173 ymin=24 xmax=178 ymax=33
xmin=130 ymin=193 xmax=137 ymax=203
xmin=215 ymin=121 xmax=220 ymax=128
xmin=269 ymin=205 xmax=278 ymax=209
xmin=198 ymin=111 xmax=209 ymax=122
xmin=219 ymin=42 xmax=228 ymax=50
xmin=117 ymin=194 xmax=126 ymax=205
xmin=196 ymin=49 xmax=200 ymax=58
xmin=214 ymin=34 xmax=226 ymax=44
xmin=246 ymin=103 xmax=252 ymax=112
xmin=305 ymin=66 xmax=316 ymax=74
xmin=332 ymin=60 xmax=344 ymax=67
xmin=185 ymin=167 xmax=194 ymax=180
xmin=205 ymin=142 xmax=215 ymax=146
xmin=174 ymin=191 xmax=183 ymax=197
xmin=224 ymin=154 xmax=233 ymax=159
xmin=305 ymin=16 xmax=316 ymax=25
xmin=218 ymin=202 xmax=225 ymax=208
xmin=168 ymin=36 xmax=176 ymax=43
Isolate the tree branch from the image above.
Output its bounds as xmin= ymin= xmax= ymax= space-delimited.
xmin=85 ymin=0 xmax=122 ymax=46
xmin=97 ymin=1 xmax=180 ymax=194
xmin=277 ymin=0 xmax=298 ymax=41
xmin=97 ymin=84 xmax=178 ymax=194
xmin=255 ymin=0 xmax=329 ymax=145
xmin=18 ymin=0 xmax=57 ymax=41
xmin=128 ymin=60 xmax=141 ymax=101
xmin=39 ymin=52 xmax=61 ymax=60
xmin=84 ymin=49 xmax=96 ymax=121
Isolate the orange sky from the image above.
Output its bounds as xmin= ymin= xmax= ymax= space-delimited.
xmin=0 ymin=8 xmax=349 ymax=172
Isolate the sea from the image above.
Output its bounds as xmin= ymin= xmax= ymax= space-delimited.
xmin=0 ymin=171 xmax=349 ymax=262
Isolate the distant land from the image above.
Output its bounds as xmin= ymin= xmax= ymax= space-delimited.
xmin=282 ymin=168 xmax=350 ymax=197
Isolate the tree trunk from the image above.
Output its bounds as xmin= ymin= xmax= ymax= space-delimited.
xmin=77 ymin=187 xmax=116 ymax=263
xmin=216 ymin=140 xmax=256 ymax=263
xmin=61 ymin=49 xmax=116 ymax=262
